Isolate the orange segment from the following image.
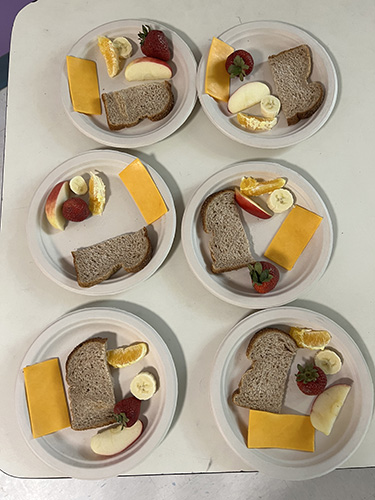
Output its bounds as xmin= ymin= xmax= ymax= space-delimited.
xmin=106 ymin=342 xmax=148 ymax=368
xmin=97 ymin=36 xmax=120 ymax=77
xmin=289 ymin=327 xmax=331 ymax=350
xmin=240 ymin=176 xmax=286 ymax=196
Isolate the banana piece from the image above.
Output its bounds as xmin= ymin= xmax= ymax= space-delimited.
xmin=260 ymin=95 xmax=281 ymax=119
xmin=113 ymin=37 xmax=132 ymax=59
xmin=266 ymin=188 xmax=294 ymax=213
xmin=69 ymin=175 xmax=88 ymax=195
xmin=89 ymin=171 xmax=106 ymax=215
xmin=130 ymin=372 xmax=157 ymax=400
xmin=315 ymin=349 xmax=342 ymax=375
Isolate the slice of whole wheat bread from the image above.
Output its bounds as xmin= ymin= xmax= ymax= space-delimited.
xmin=232 ymin=328 xmax=298 ymax=413
xmin=65 ymin=338 xmax=116 ymax=430
xmin=201 ymin=189 xmax=255 ymax=273
xmin=101 ymin=81 xmax=174 ymax=130
xmin=268 ymin=44 xmax=324 ymax=126
xmin=71 ymin=227 xmax=152 ymax=288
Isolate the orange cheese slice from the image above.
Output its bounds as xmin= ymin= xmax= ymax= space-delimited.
xmin=23 ymin=358 xmax=71 ymax=438
xmin=204 ymin=37 xmax=233 ymax=102
xmin=264 ymin=205 xmax=323 ymax=271
xmin=66 ymin=56 xmax=101 ymax=115
xmin=248 ymin=410 xmax=315 ymax=451
xmin=119 ymin=159 xmax=168 ymax=225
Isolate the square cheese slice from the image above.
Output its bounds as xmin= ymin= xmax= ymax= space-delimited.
xmin=248 ymin=410 xmax=315 ymax=452
xmin=23 ymin=358 xmax=71 ymax=438
xmin=119 ymin=159 xmax=168 ymax=225
xmin=66 ymin=56 xmax=101 ymax=115
xmin=264 ymin=205 xmax=323 ymax=270
xmin=204 ymin=37 xmax=233 ymax=102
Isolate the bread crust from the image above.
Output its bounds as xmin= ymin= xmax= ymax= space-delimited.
xmin=268 ymin=44 xmax=325 ymax=126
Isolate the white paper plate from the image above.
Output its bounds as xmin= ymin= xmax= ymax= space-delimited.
xmin=27 ymin=150 xmax=176 ymax=295
xmin=62 ymin=19 xmax=197 ymax=148
xmin=181 ymin=161 xmax=333 ymax=308
xmin=15 ymin=307 xmax=178 ymax=479
xmin=211 ymin=306 xmax=374 ymax=480
xmin=196 ymin=21 xmax=338 ymax=149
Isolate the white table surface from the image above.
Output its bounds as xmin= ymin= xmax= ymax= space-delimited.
xmin=1 ymin=0 xmax=374 ymax=481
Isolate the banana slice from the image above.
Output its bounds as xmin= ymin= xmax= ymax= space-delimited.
xmin=260 ymin=95 xmax=281 ymax=119
xmin=266 ymin=188 xmax=294 ymax=213
xmin=113 ymin=37 xmax=132 ymax=59
xmin=315 ymin=349 xmax=342 ymax=375
xmin=130 ymin=372 xmax=157 ymax=400
xmin=69 ymin=175 xmax=88 ymax=195
xmin=89 ymin=171 xmax=106 ymax=215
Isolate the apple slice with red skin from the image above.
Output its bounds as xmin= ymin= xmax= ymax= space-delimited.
xmin=90 ymin=419 xmax=144 ymax=456
xmin=234 ymin=187 xmax=273 ymax=219
xmin=44 ymin=181 xmax=70 ymax=230
xmin=125 ymin=57 xmax=172 ymax=81
xmin=310 ymin=384 xmax=351 ymax=436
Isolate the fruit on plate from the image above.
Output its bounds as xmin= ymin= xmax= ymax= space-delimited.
xmin=69 ymin=175 xmax=88 ymax=195
xmin=89 ymin=171 xmax=106 ymax=215
xmin=130 ymin=372 xmax=157 ymax=400
xmin=289 ymin=327 xmax=331 ymax=350
xmin=237 ymin=112 xmax=277 ymax=132
xmin=310 ymin=384 xmax=351 ymax=435
xmin=266 ymin=188 xmax=294 ymax=213
xmin=44 ymin=181 xmax=70 ymax=231
xmin=227 ymin=82 xmax=270 ymax=114
xmin=248 ymin=261 xmax=279 ymax=294
xmin=314 ymin=349 xmax=342 ymax=375
xmin=260 ymin=95 xmax=281 ymax=119
xmin=106 ymin=342 xmax=148 ymax=368
xmin=240 ymin=176 xmax=286 ymax=196
xmin=138 ymin=24 xmax=171 ymax=61
xmin=113 ymin=37 xmax=132 ymax=59
xmin=125 ymin=57 xmax=172 ymax=81
xmin=97 ymin=36 xmax=120 ymax=78
xmin=234 ymin=187 xmax=273 ymax=219
xmin=90 ymin=420 xmax=143 ymax=455
xmin=296 ymin=363 xmax=327 ymax=396
xmin=225 ymin=49 xmax=254 ymax=81
xmin=62 ymin=198 xmax=90 ymax=222
xmin=114 ymin=396 xmax=142 ymax=428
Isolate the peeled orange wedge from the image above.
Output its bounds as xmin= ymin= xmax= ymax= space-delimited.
xmin=240 ymin=176 xmax=286 ymax=196
xmin=289 ymin=327 xmax=331 ymax=350
xmin=106 ymin=342 xmax=148 ymax=368
xmin=97 ymin=36 xmax=120 ymax=77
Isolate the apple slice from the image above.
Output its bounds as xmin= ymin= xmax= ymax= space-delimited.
xmin=234 ymin=187 xmax=273 ymax=219
xmin=90 ymin=420 xmax=144 ymax=456
xmin=228 ymin=82 xmax=270 ymax=114
xmin=310 ymin=384 xmax=351 ymax=436
xmin=125 ymin=57 xmax=172 ymax=81
xmin=44 ymin=181 xmax=70 ymax=230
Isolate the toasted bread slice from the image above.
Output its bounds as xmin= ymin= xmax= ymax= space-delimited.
xmin=232 ymin=328 xmax=298 ymax=413
xmin=268 ymin=44 xmax=324 ymax=126
xmin=201 ymin=189 xmax=255 ymax=273
xmin=101 ymin=81 xmax=174 ymax=130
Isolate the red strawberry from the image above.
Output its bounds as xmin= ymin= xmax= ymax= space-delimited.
xmin=62 ymin=198 xmax=90 ymax=222
xmin=138 ymin=25 xmax=171 ymax=61
xmin=225 ymin=50 xmax=254 ymax=81
xmin=248 ymin=261 xmax=279 ymax=294
xmin=296 ymin=363 xmax=327 ymax=396
xmin=114 ymin=396 xmax=141 ymax=428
